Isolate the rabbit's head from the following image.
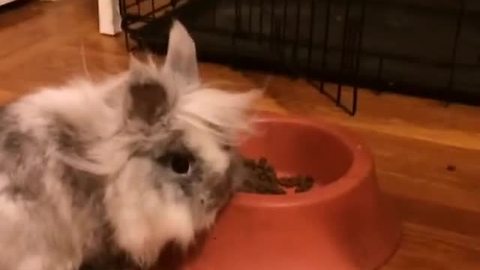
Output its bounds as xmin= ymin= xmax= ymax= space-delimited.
xmin=98 ymin=21 xmax=259 ymax=266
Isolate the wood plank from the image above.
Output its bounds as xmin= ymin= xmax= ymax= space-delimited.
xmin=383 ymin=222 xmax=480 ymax=270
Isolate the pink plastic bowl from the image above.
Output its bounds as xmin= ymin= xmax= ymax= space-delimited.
xmin=160 ymin=111 xmax=401 ymax=270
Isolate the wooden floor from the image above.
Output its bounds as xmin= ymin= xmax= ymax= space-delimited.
xmin=0 ymin=1 xmax=479 ymax=269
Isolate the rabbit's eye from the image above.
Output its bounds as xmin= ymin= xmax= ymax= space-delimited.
xmin=170 ymin=153 xmax=191 ymax=174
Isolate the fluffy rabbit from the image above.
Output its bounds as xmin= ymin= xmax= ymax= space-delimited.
xmin=0 ymin=21 xmax=259 ymax=270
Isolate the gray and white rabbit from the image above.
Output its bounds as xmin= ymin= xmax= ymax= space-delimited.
xmin=0 ymin=21 xmax=259 ymax=270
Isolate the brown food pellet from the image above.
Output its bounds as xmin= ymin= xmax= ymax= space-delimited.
xmin=294 ymin=176 xmax=315 ymax=193
xmin=239 ymin=157 xmax=315 ymax=195
xmin=446 ymin=164 xmax=456 ymax=172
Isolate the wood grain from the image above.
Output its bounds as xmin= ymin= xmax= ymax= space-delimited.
xmin=0 ymin=0 xmax=479 ymax=269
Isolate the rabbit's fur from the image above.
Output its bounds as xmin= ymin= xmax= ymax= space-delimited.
xmin=0 ymin=21 xmax=259 ymax=270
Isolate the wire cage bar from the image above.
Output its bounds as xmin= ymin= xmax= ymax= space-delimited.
xmin=119 ymin=0 xmax=480 ymax=115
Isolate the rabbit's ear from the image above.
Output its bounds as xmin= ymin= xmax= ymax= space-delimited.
xmin=164 ymin=20 xmax=199 ymax=87
xmin=127 ymin=56 xmax=168 ymax=125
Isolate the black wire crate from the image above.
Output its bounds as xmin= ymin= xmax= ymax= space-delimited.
xmin=120 ymin=0 xmax=480 ymax=114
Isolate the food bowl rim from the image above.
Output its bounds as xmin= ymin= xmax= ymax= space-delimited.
xmin=231 ymin=111 xmax=374 ymax=208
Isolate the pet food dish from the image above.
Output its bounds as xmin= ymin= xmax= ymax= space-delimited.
xmin=175 ymin=111 xmax=401 ymax=270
